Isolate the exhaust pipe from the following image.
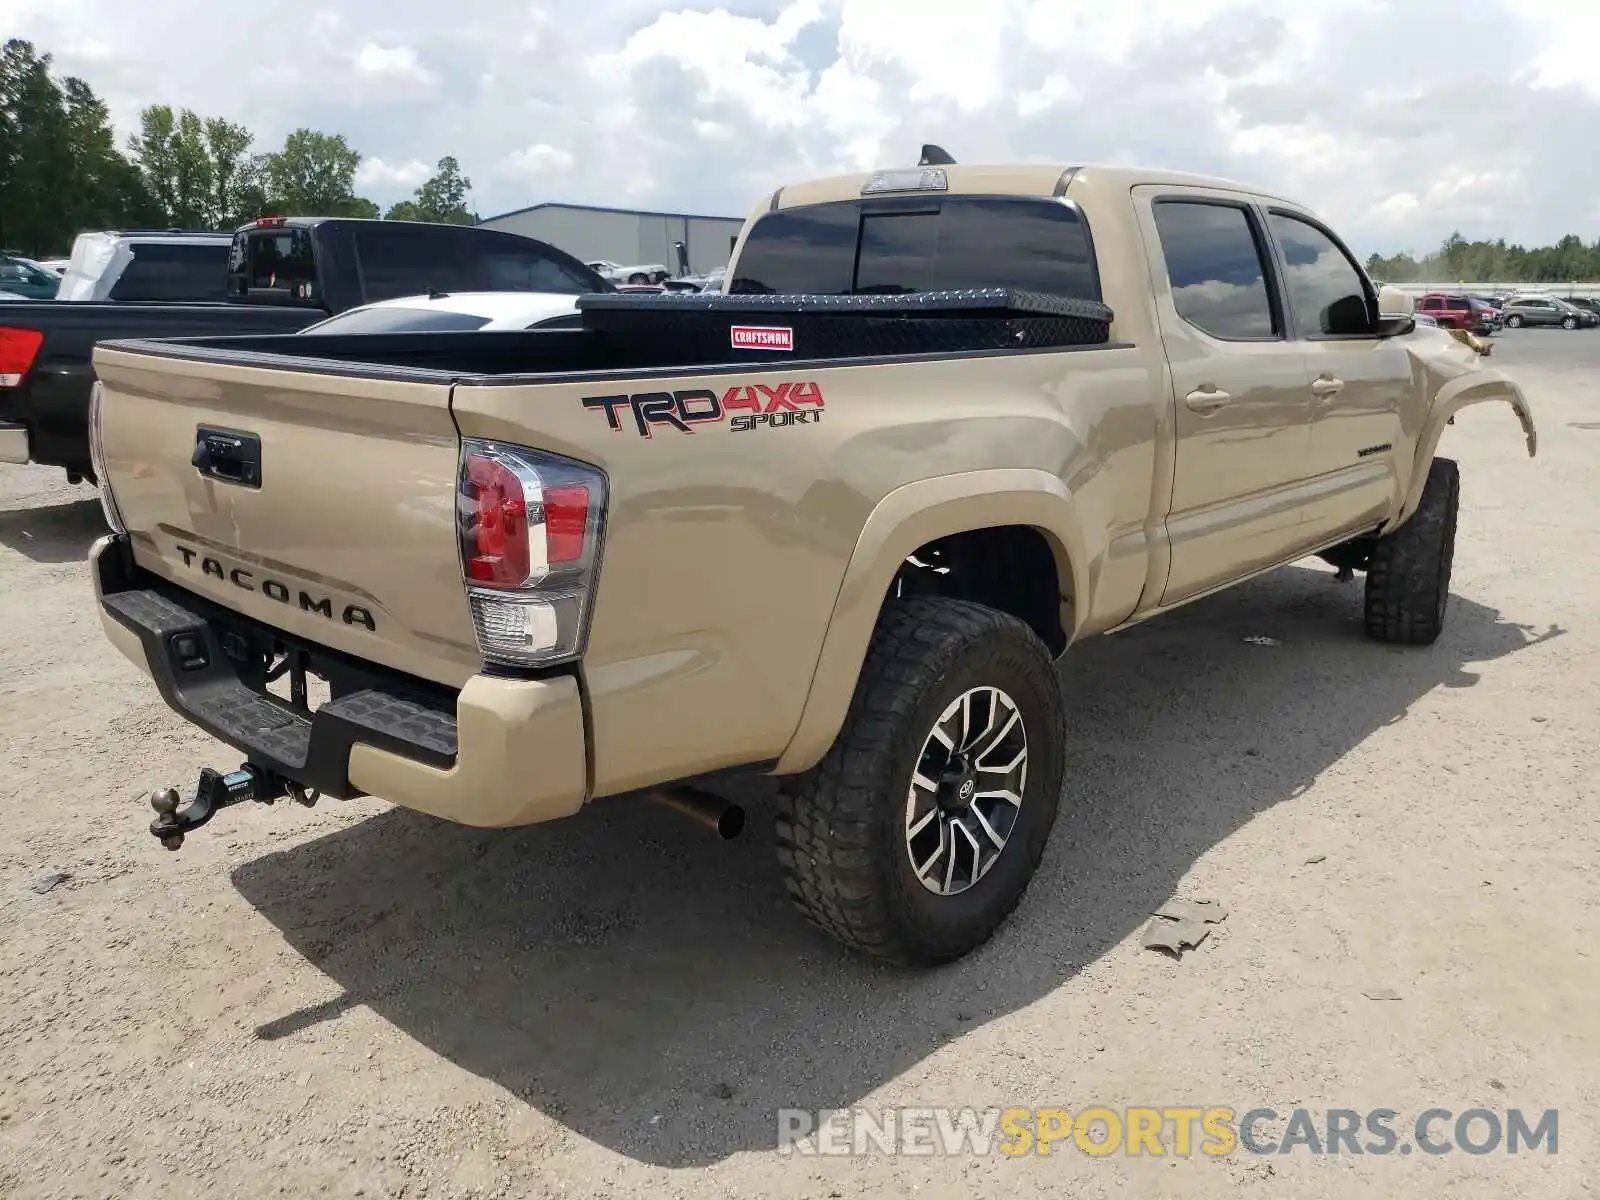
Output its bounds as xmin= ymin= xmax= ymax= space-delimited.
xmin=647 ymin=784 xmax=746 ymax=839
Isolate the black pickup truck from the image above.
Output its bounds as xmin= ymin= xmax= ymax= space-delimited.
xmin=0 ymin=217 xmax=610 ymax=481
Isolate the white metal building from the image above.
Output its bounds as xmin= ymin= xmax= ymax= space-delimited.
xmin=476 ymin=202 xmax=746 ymax=277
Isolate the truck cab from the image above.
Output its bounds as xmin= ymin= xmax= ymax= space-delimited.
xmin=229 ymin=218 xmax=613 ymax=313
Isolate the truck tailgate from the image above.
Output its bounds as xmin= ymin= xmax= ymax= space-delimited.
xmin=93 ymin=345 xmax=480 ymax=688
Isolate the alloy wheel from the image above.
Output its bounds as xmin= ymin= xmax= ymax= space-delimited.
xmin=904 ymin=685 xmax=1029 ymax=896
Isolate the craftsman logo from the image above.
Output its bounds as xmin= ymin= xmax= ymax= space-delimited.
xmin=174 ymin=544 xmax=376 ymax=631
xmin=731 ymin=325 xmax=794 ymax=352
xmin=582 ymin=381 xmax=825 ymax=437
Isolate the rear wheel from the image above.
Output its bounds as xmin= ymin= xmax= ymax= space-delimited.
xmin=1364 ymin=457 xmax=1459 ymax=646
xmin=776 ymin=597 xmax=1065 ymax=965
xmin=1506 ymin=314 xmax=1524 ymax=328
xmin=628 ymin=272 xmax=650 ymax=284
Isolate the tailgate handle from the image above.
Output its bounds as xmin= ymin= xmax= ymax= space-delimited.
xmin=192 ymin=427 xmax=262 ymax=489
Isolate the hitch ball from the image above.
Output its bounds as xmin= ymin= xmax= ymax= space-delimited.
xmin=150 ymin=788 xmax=186 ymax=851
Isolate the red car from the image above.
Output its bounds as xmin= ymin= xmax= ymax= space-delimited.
xmin=1417 ymin=293 xmax=1498 ymax=335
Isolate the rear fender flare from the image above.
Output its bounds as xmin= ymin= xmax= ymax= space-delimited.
xmin=1389 ymin=368 xmax=1536 ymax=532
xmin=774 ymin=469 xmax=1089 ymax=775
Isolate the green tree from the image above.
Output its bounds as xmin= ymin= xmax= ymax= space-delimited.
xmin=204 ymin=116 xmax=263 ymax=227
xmin=0 ymin=39 xmax=153 ymax=253
xmin=260 ymin=128 xmax=378 ymax=217
xmin=60 ymin=77 xmax=157 ymax=233
xmin=0 ymin=39 xmax=74 ymax=253
xmin=384 ymin=157 xmax=476 ymax=224
xmin=415 ymin=155 xmax=475 ymax=223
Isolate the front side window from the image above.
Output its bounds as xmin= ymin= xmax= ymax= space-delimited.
xmin=1151 ymin=200 xmax=1277 ymax=340
xmin=1267 ymin=212 xmax=1374 ymax=337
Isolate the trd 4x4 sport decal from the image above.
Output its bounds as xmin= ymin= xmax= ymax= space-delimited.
xmin=581 ymin=381 xmax=825 ymax=438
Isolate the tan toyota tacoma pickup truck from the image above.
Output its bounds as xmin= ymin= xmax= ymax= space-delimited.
xmin=86 ymin=159 xmax=1537 ymax=966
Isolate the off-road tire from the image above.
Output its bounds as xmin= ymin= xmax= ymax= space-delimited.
xmin=1364 ymin=457 xmax=1459 ymax=646
xmin=775 ymin=597 xmax=1065 ymax=966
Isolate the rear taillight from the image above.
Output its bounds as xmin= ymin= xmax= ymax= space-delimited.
xmin=457 ymin=439 xmax=607 ymax=669
xmin=87 ymin=381 xmax=126 ymax=534
xmin=0 ymin=327 xmax=44 ymax=387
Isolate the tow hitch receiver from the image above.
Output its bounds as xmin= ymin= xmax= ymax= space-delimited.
xmin=148 ymin=763 xmax=316 ymax=850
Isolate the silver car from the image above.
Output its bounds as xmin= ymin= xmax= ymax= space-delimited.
xmin=1501 ymin=295 xmax=1598 ymax=330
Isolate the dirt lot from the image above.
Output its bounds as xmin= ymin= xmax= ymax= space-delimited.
xmin=1 ymin=331 xmax=1597 ymax=1199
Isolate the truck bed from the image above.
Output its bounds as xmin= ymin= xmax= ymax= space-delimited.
xmin=103 ymin=289 xmax=1117 ymax=382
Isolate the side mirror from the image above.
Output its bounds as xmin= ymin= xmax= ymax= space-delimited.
xmin=1374 ymin=284 xmax=1415 ymax=337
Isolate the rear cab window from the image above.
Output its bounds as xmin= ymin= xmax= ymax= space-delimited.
xmin=729 ymin=196 xmax=1101 ymax=301
xmin=228 ymin=227 xmax=318 ymax=304
xmin=1149 ymin=199 xmax=1278 ymax=340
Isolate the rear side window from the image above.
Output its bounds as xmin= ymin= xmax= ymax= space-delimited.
xmin=108 ymin=242 xmax=230 ymax=302
xmin=1151 ymin=200 xmax=1277 ymax=340
xmin=730 ymin=197 xmax=1100 ymax=300
xmin=352 ymin=226 xmax=465 ymax=301
xmin=1266 ymin=212 xmax=1374 ymax=337
xmin=300 ymin=308 xmax=492 ymax=335
xmin=481 ymin=251 xmax=598 ymax=294
xmin=351 ymin=226 xmax=603 ymax=302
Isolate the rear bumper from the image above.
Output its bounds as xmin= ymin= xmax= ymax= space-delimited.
xmin=0 ymin=420 xmax=29 ymax=464
xmin=92 ymin=534 xmax=589 ymax=827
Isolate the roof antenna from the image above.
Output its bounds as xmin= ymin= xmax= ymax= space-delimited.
xmin=918 ymin=143 xmax=956 ymax=166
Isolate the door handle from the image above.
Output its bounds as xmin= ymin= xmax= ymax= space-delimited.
xmin=1184 ymin=386 xmax=1231 ymax=414
xmin=1310 ymin=375 xmax=1344 ymax=398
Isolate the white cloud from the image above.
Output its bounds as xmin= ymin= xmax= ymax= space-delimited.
xmin=352 ymin=43 xmax=436 ymax=86
xmin=7 ymin=0 xmax=1599 ymax=254
xmin=354 ymin=157 xmax=433 ymax=189
xmin=497 ymin=145 xmax=577 ymax=185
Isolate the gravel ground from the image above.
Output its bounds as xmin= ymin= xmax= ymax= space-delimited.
xmin=1 ymin=330 xmax=1596 ymax=1199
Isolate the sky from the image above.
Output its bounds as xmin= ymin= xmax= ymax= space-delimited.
xmin=8 ymin=0 xmax=1599 ymax=257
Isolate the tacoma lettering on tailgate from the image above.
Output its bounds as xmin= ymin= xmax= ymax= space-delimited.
xmin=175 ymin=545 xmax=377 ymax=631
xmin=581 ymin=381 xmax=825 ymax=438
